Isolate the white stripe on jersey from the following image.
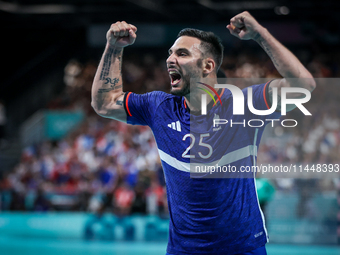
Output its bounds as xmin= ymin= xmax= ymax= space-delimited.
xmin=158 ymin=149 xmax=190 ymax=172
xmin=158 ymin=144 xmax=258 ymax=173
xmin=252 ymin=128 xmax=269 ymax=242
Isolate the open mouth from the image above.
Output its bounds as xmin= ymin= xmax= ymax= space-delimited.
xmin=169 ymin=70 xmax=182 ymax=86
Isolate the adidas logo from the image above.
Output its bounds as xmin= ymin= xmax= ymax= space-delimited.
xmin=167 ymin=120 xmax=181 ymax=132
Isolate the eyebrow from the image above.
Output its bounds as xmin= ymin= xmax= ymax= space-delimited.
xmin=168 ymin=48 xmax=190 ymax=55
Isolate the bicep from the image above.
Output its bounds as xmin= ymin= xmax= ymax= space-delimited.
xmin=99 ymin=91 xmax=162 ymax=126
xmin=268 ymin=78 xmax=308 ymax=112
xmin=95 ymin=92 xmax=127 ymax=123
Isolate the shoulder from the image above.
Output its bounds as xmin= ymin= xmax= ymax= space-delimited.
xmin=145 ymin=91 xmax=182 ymax=105
xmin=241 ymin=81 xmax=272 ymax=95
xmin=149 ymin=90 xmax=174 ymax=100
xmin=131 ymin=90 xmax=172 ymax=99
xmin=126 ymin=90 xmax=182 ymax=109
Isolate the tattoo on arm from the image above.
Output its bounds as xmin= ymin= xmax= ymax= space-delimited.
xmin=104 ymin=77 xmax=120 ymax=85
xmin=99 ymin=48 xmax=123 ymax=80
xmin=253 ymin=33 xmax=261 ymax=41
xmin=96 ymin=47 xmax=124 ymax=113
xmin=98 ymin=85 xmax=122 ymax=93
xmin=118 ymin=55 xmax=122 ymax=71
xmin=98 ymin=78 xmax=122 ymax=93
xmin=257 ymin=38 xmax=279 ymax=68
xmin=99 ymin=47 xmax=114 ymax=80
xmin=115 ymin=92 xmax=126 ymax=106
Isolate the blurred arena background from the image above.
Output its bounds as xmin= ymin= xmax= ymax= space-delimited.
xmin=0 ymin=0 xmax=339 ymax=254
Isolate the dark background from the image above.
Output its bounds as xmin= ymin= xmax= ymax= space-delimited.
xmin=2 ymin=0 xmax=340 ymax=100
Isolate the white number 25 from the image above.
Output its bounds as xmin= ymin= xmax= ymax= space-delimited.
xmin=182 ymin=133 xmax=213 ymax=159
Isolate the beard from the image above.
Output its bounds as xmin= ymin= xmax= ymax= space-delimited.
xmin=170 ymin=63 xmax=202 ymax=97
xmin=170 ymin=73 xmax=191 ymax=96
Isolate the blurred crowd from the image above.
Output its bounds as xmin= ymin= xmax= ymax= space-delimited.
xmin=0 ymin=117 xmax=168 ymax=215
xmin=0 ymin=47 xmax=339 ymax=215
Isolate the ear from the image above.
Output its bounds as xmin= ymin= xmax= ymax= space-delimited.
xmin=203 ymin=58 xmax=215 ymax=75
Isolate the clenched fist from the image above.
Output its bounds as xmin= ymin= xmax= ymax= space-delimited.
xmin=226 ymin=11 xmax=263 ymax=40
xmin=106 ymin=21 xmax=137 ymax=48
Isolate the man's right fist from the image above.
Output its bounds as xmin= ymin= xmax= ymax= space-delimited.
xmin=106 ymin=21 xmax=137 ymax=48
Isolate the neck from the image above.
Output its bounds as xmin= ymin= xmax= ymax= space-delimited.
xmin=184 ymin=77 xmax=217 ymax=112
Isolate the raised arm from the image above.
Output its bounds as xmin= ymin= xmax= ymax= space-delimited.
xmin=227 ymin=11 xmax=316 ymax=112
xmin=91 ymin=21 xmax=137 ymax=122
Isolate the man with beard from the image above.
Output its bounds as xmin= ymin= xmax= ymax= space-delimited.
xmin=91 ymin=11 xmax=315 ymax=255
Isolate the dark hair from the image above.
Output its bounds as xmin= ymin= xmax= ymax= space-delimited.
xmin=177 ymin=28 xmax=224 ymax=71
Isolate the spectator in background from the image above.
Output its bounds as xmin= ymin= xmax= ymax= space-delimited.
xmin=113 ymin=183 xmax=135 ymax=216
xmin=131 ymin=182 xmax=147 ymax=214
xmin=34 ymin=188 xmax=51 ymax=211
xmin=146 ymin=179 xmax=167 ymax=216
xmin=0 ymin=99 xmax=7 ymax=148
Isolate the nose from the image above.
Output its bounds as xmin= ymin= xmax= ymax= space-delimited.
xmin=166 ymin=52 xmax=176 ymax=66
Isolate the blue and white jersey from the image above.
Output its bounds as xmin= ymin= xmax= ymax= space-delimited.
xmin=123 ymin=81 xmax=281 ymax=254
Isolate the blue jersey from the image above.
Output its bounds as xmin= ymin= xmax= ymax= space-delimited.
xmin=123 ymin=81 xmax=280 ymax=254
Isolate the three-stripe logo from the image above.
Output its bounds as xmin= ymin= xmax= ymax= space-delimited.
xmin=168 ymin=120 xmax=181 ymax=132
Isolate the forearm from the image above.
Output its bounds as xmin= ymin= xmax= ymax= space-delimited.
xmin=255 ymin=27 xmax=316 ymax=112
xmin=91 ymin=44 xmax=124 ymax=114
xmin=228 ymin=11 xmax=315 ymax=113
xmin=255 ymin=27 xmax=315 ymax=90
xmin=228 ymin=11 xmax=314 ymax=90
